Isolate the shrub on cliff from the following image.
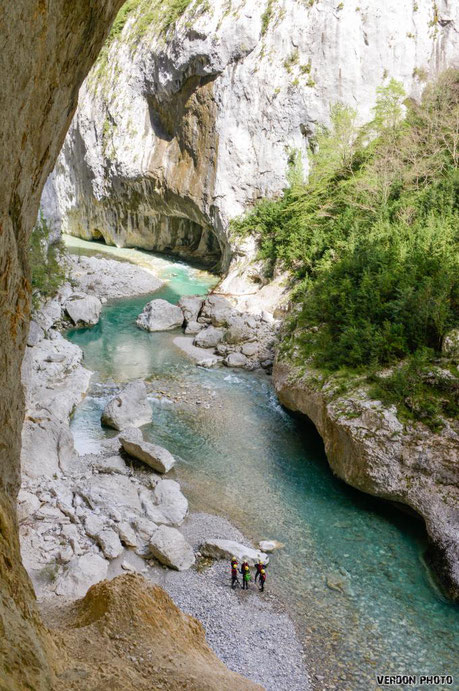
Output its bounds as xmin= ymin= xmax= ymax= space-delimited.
xmin=232 ymin=71 xmax=459 ymax=425
xmin=29 ymin=214 xmax=67 ymax=307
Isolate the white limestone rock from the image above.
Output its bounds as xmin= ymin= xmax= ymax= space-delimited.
xmin=101 ymin=380 xmax=152 ymax=431
xmin=97 ymin=528 xmax=124 ymax=560
xmin=178 ymin=295 xmax=204 ymax=323
xmin=193 ymin=326 xmax=225 ymax=348
xmin=27 ymin=320 xmax=44 ymax=347
xmin=225 ymin=352 xmax=248 ymax=368
xmin=200 ymin=539 xmax=268 ymax=567
xmin=184 ymin=320 xmax=204 ymax=335
xmin=149 ymin=525 xmax=195 ymax=571
xmin=119 ymin=432 xmax=176 ymax=473
xmin=65 ymin=294 xmax=102 ymax=326
xmin=54 ymin=553 xmax=109 ymax=598
xmin=136 ymin=299 xmax=184 ymax=332
xmin=17 ymin=490 xmax=41 ymax=522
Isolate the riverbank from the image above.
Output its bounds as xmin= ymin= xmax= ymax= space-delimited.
xmin=20 ymin=247 xmax=310 ymax=691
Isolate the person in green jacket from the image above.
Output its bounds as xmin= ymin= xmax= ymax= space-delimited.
xmin=240 ymin=560 xmax=251 ymax=590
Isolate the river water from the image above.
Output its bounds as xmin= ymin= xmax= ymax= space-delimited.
xmin=66 ymin=238 xmax=458 ymax=690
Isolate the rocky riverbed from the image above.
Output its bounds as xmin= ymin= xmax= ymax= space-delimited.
xmin=19 ymin=252 xmax=309 ymax=691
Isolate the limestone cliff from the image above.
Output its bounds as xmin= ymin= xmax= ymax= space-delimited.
xmin=42 ymin=0 xmax=459 ymax=279
xmin=273 ymin=360 xmax=459 ymax=601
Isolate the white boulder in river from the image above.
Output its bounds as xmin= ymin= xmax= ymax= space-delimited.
xmin=149 ymin=525 xmax=195 ymax=571
xmin=119 ymin=427 xmax=176 ymax=473
xmin=136 ymin=299 xmax=183 ymax=332
xmin=201 ymin=539 xmax=269 ymax=566
xmin=101 ymin=380 xmax=152 ymax=431
xmin=65 ymin=294 xmax=102 ymax=326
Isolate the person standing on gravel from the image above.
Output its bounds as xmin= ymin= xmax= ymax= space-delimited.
xmin=231 ymin=557 xmax=240 ymax=589
xmin=254 ymin=559 xmax=266 ymax=585
xmin=240 ymin=560 xmax=251 ymax=590
xmin=258 ymin=568 xmax=267 ymax=592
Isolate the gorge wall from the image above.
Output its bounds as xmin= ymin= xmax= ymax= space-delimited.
xmin=42 ymin=0 xmax=459 ymax=279
xmin=0 ymin=2 xmax=125 ymax=687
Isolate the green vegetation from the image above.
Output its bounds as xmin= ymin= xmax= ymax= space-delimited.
xmin=30 ymin=215 xmax=68 ymax=308
xmin=231 ymin=71 xmax=459 ymax=427
xmin=261 ymin=0 xmax=275 ymax=36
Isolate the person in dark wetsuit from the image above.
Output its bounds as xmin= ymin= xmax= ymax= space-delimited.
xmin=254 ymin=559 xmax=267 ymax=584
xmin=231 ymin=558 xmax=240 ymax=589
xmin=259 ymin=568 xmax=267 ymax=592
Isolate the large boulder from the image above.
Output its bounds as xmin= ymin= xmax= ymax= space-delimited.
xmin=149 ymin=525 xmax=195 ymax=571
xmin=224 ymin=316 xmax=252 ymax=344
xmin=225 ymin=352 xmax=248 ymax=368
xmin=54 ymin=553 xmax=109 ymax=599
xmin=136 ymin=299 xmax=184 ymax=332
xmin=101 ymin=380 xmax=152 ymax=431
xmin=178 ymin=295 xmax=204 ymax=323
xmin=193 ymin=326 xmax=225 ymax=348
xmin=200 ymin=539 xmax=268 ymax=566
xmin=140 ymin=480 xmax=188 ymax=527
xmin=200 ymin=296 xmax=234 ymax=325
xmin=119 ymin=430 xmax=176 ymax=473
xmin=65 ymin=294 xmax=102 ymax=326
xmin=21 ymin=413 xmax=77 ymax=479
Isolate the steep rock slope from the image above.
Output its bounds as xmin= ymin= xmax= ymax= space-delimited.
xmin=274 ymin=361 xmax=459 ymax=600
xmin=42 ymin=0 xmax=459 ymax=275
xmin=0 ymin=1 xmax=125 ymax=688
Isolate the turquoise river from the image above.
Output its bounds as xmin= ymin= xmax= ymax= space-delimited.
xmin=66 ymin=238 xmax=458 ymax=690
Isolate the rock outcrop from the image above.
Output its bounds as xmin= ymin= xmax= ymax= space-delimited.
xmin=41 ymin=0 xmax=459 ymax=296
xmin=273 ymin=360 xmax=459 ymax=601
xmin=201 ymin=538 xmax=269 ymax=566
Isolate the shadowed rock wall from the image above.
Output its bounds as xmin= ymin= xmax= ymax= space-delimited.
xmin=0 ymin=2 xmax=124 ymax=687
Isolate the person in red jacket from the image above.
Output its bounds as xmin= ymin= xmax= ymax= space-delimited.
xmin=230 ymin=557 xmax=240 ymax=589
xmin=255 ymin=559 xmax=267 ymax=584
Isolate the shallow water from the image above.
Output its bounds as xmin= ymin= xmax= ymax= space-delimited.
xmin=67 ymin=244 xmax=458 ymax=690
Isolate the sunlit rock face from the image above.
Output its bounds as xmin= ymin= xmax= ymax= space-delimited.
xmin=42 ymin=0 xmax=459 ymax=272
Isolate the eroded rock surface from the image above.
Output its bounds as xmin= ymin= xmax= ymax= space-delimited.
xmin=273 ymin=360 xmax=459 ymax=600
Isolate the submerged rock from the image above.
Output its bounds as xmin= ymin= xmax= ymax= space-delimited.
xmin=200 ymin=539 xmax=268 ymax=567
xmin=101 ymin=380 xmax=152 ymax=431
xmin=149 ymin=525 xmax=195 ymax=571
xmin=258 ymin=540 xmax=283 ymax=553
xmin=136 ymin=299 xmax=183 ymax=332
